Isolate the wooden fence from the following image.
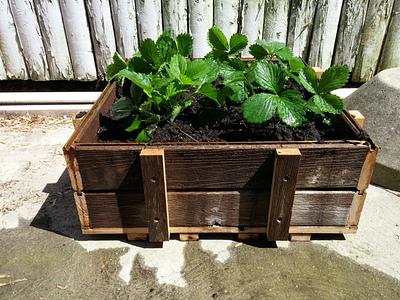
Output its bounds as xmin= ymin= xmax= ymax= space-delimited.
xmin=0 ymin=0 xmax=398 ymax=82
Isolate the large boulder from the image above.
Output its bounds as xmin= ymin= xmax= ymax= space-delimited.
xmin=345 ymin=68 xmax=400 ymax=191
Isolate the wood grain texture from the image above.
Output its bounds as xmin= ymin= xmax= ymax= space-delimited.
xmin=352 ymin=0 xmax=395 ymax=82
xmin=357 ymin=147 xmax=379 ymax=193
xmin=267 ymin=149 xmax=301 ymax=240
xmin=189 ymin=0 xmax=213 ymax=58
xmin=34 ymin=0 xmax=74 ymax=80
xmin=263 ymin=0 xmax=290 ymax=43
xmin=85 ymin=0 xmax=116 ymax=78
xmin=287 ymin=0 xmax=318 ymax=59
xmin=333 ymin=0 xmax=369 ymax=70
xmin=378 ymin=0 xmax=400 ymax=70
xmin=214 ymin=0 xmax=240 ymax=39
xmin=290 ymin=233 xmax=311 ymax=241
xmin=135 ymin=0 xmax=162 ymax=41
xmin=308 ymin=0 xmax=343 ymax=69
xmin=347 ymin=191 xmax=367 ymax=226
xmin=81 ymin=190 xmax=356 ymax=229
xmin=59 ymin=0 xmax=97 ymax=80
xmin=9 ymin=0 xmax=50 ymax=80
xmin=140 ymin=149 xmax=169 ymax=242
xmin=241 ymin=0 xmax=265 ymax=55
xmin=0 ymin=0 xmax=28 ymax=79
xmin=0 ymin=54 xmax=5 ymax=79
xmin=74 ymin=192 xmax=90 ymax=227
xmin=162 ymin=0 xmax=188 ymax=35
xmin=75 ymin=145 xmax=368 ymax=191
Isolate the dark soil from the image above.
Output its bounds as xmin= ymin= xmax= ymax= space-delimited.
xmin=97 ymin=80 xmax=360 ymax=143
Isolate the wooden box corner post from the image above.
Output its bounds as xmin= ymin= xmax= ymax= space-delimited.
xmin=267 ymin=148 xmax=301 ymax=241
xmin=140 ymin=148 xmax=170 ymax=243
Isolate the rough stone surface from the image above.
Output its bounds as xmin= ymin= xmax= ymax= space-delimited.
xmin=345 ymin=68 xmax=400 ymax=191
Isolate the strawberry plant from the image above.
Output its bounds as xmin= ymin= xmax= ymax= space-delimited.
xmin=105 ymin=27 xmax=350 ymax=142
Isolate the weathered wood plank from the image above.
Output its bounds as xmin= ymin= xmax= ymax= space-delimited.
xmin=135 ymin=0 xmax=162 ymax=41
xmin=290 ymin=191 xmax=354 ymax=226
xmin=9 ymin=0 xmax=50 ymax=80
xmin=357 ymin=147 xmax=379 ymax=193
xmin=140 ymin=149 xmax=169 ymax=242
xmin=348 ymin=110 xmax=365 ymax=129
xmin=287 ymin=0 xmax=318 ymax=59
xmin=59 ymin=0 xmax=97 ymax=80
xmin=34 ymin=0 xmax=74 ymax=80
xmin=85 ymin=0 xmax=116 ymax=78
xmin=378 ymin=0 xmax=400 ymax=71
xmin=110 ymin=0 xmax=139 ymax=59
xmin=76 ymin=145 xmax=368 ymax=191
xmin=0 ymin=0 xmax=28 ymax=79
xmin=347 ymin=192 xmax=367 ymax=226
xmin=352 ymin=0 xmax=395 ymax=82
xmin=241 ymin=0 xmax=265 ymax=55
xmin=0 ymin=53 xmax=6 ymax=80
xmin=162 ymin=0 xmax=188 ymax=35
xmin=81 ymin=190 xmax=355 ymax=229
xmin=333 ymin=0 xmax=369 ymax=71
xmin=290 ymin=234 xmax=311 ymax=241
xmin=127 ymin=233 xmax=147 ymax=241
xmin=214 ymin=0 xmax=240 ymax=39
xmin=179 ymin=233 xmax=199 ymax=241
xmin=188 ymin=0 xmax=213 ymax=58
xmin=74 ymin=192 xmax=90 ymax=228
xmin=263 ymin=0 xmax=290 ymax=43
xmin=267 ymin=149 xmax=301 ymax=240
xmin=308 ymin=0 xmax=343 ymax=69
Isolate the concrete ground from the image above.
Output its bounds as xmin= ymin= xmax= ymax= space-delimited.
xmin=0 ymin=116 xmax=399 ymax=300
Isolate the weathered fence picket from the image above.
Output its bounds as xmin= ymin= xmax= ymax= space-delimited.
xmin=241 ymin=0 xmax=265 ymax=55
xmin=262 ymin=0 xmax=290 ymax=43
xmin=214 ymin=0 xmax=240 ymax=39
xmin=189 ymin=0 xmax=213 ymax=58
xmin=135 ymin=0 xmax=163 ymax=42
xmin=162 ymin=0 xmax=188 ymax=36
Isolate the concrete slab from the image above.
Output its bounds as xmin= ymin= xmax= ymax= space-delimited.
xmin=1 ymin=116 xmax=400 ymax=299
xmin=344 ymin=68 xmax=400 ymax=191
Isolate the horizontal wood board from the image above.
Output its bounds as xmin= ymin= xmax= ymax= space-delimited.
xmin=84 ymin=190 xmax=355 ymax=229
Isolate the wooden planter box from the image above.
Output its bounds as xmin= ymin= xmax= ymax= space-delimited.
xmin=64 ymin=82 xmax=378 ymax=243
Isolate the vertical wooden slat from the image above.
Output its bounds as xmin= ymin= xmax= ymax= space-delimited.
xmin=267 ymin=148 xmax=301 ymax=241
xmin=162 ymin=0 xmax=188 ymax=36
xmin=308 ymin=0 xmax=343 ymax=69
xmin=59 ymin=0 xmax=97 ymax=81
xmin=287 ymin=0 xmax=318 ymax=60
xmin=241 ymin=0 xmax=265 ymax=55
xmin=0 ymin=53 xmax=6 ymax=79
xmin=378 ymin=0 xmax=400 ymax=71
xmin=333 ymin=0 xmax=369 ymax=71
xmin=135 ymin=0 xmax=163 ymax=42
xmin=263 ymin=0 xmax=290 ymax=43
xmin=110 ymin=0 xmax=139 ymax=58
xmin=9 ymin=0 xmax=50 ymax=80
xmin=140 ymin=149 xmax=169 ymax=243
xmin=0 ymin=0 xmax=28 ymax=79
xmin=34 ymin=0 xmax=74 ymax=80
xmin=189 ymin=0 xmax=213 ymax=58
xmin=85 ymin=0 xmax=116 ymax=78
xmin=352 ymin=0 xmax=395 ymax=82
xmin=214 ymin=0 xmax=240 ymax=39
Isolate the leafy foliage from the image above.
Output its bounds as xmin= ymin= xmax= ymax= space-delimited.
xmin=106 ymin=26 xmax=350 ymax=142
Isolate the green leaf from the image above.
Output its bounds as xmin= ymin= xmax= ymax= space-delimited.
xmin=176 ymin=33 xmax=193 ymax=57
xmin=253 ymin=61 xmax=286 ymax=94
xmin=242 ymin=93 xmax=278 ymax=123
xmin=249 ymin=44 xmax=269 ymax=59
xmin=130 ymin=83 xmax=143 ymax=105
xmin=229 ymin=33 xmax=248 ymax=54
xmin=318 ymin=65 xmax=349 ymax=93
xmin=307 ymin=94 xmax=344 ymax=114
xmin=117 ymin=69 xmax=152 ymax=97
xmin=167 ymin=54 xmax=187 ymax=79
xmin=298 ymin=66 xmax=318 ymax=94
xmin=139 ymin=38 xmax=161 ymax=67
xmin=135 ymin=127 xmax=155 ymax=142
xmin=106 ymin=52 xmax=127 ymax=80
xmin=128 ymin=56 xmax=153 ymax=74
xmin=110 ymin=97 xmax=134 ymax=120
xmin=208 ymin=26 xmax=229 ymax=51
xmin=288 ymin=58 xmax=305 ymax=73
xmin=156 ymin=31 xmax=178 ymax=62
xmin=224 ymin=81 xmax=246 ymax=103
xmin=125 ymin=115 xmax=142 ymax=132
xmin=186 ymin=59 xmax=218 ymax=86
xmin=197 ymin=83 xmax=220 ymax=105
xmin=277 ymin=90 xmax=306 ymax=127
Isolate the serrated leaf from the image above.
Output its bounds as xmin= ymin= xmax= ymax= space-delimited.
xmin=135 ymin=127 xmax=156 ymax=142
xmin=208 ymin=26 xmax=229 ymax=51
xmin=186 ymin=60 xmax=218 ymax=87
xmin=156 ymin=31 xmax=178 ymax=62
xmin=128 ymin=56 xmax=153 ymax=74
xmin=139 ymin=38 xmax=161 ymax=67
xmin=253 ymin=61 xmax=286 ymax=94
xmin=110 ymin=96 xmax=134 ymax=120
xmin=167 ymin=54 xmax=187 ymax=79
xmin=106 ymin=52 xmax=127 ymax=80
xmin=176 ymin=33 xmax=193 ymax=57
xmin=249 ymin=44 xmax=269 ymax=59
xmin=307 ymin=94 xmax=344 ymax=114
xmin=277 ymin=90 xmax=306 ymax=127
xmin=229 ymin=33 xmax=248 ymax=54
xmin=125 ymin=115 xmax=142 ymax=132
xmin=197 ymin=83 xmax=220 ymax=106
xmin=298 ymin=66 xmax=318 ymax=94
xmin=242 ymin=93 xmax=278 ymax=123
xmin=318 ymin=65 xmax=349 ymax=93
xmin=224 ymin=81 xmax=246 ymax=103
xmin=116 ymin=69 xmax=152 ymax=97
xmin=289 ymin=58 xmax=305 ymax=73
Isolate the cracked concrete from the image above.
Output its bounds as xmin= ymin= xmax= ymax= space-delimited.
xmin=1 ymin=116 xmax=400 ymax=299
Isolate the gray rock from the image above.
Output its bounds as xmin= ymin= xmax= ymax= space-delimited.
xmin=345 ymin=68 xmax=400 ymax=191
